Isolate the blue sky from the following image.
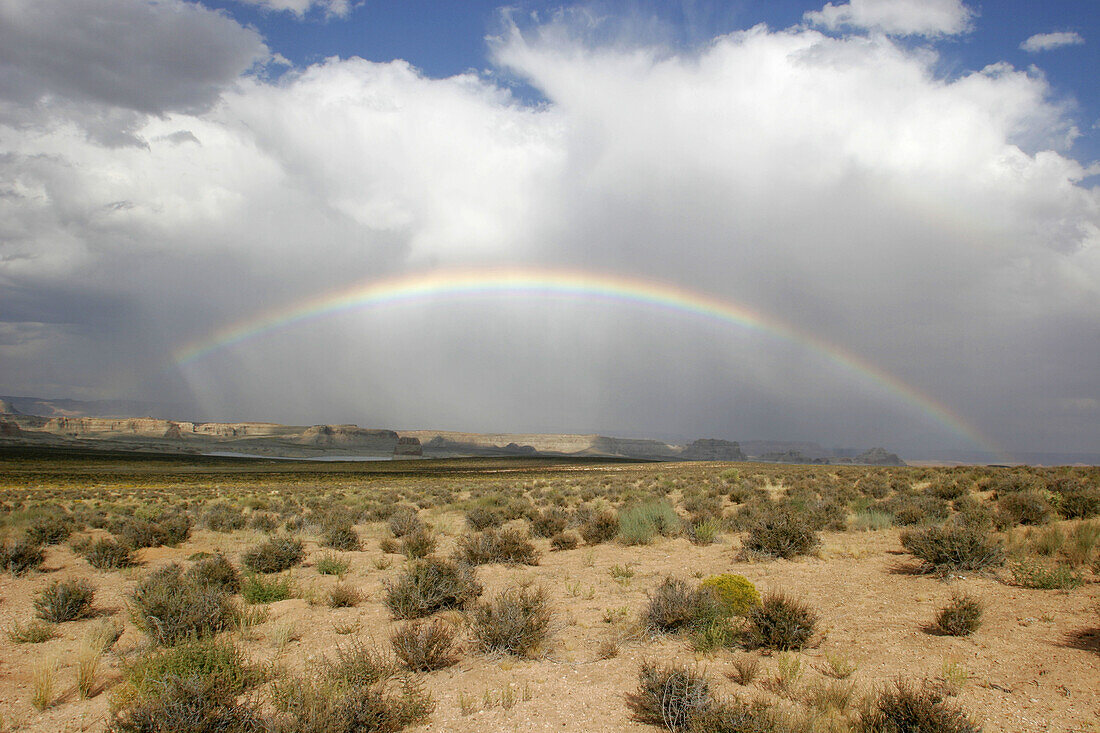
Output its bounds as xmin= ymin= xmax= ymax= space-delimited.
xmin=205 ymin=0 xmax=1100 ymax=164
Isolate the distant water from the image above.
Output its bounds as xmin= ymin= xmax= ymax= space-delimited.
xmin=203 ymin=451 xmax=393 ymax=462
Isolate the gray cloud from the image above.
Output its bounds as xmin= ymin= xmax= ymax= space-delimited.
xmin=0 ymin=2 xmax=1098 ymax=454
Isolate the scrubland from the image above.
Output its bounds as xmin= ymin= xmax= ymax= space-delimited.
xmin=0 ymin=447 xmax=1098 ymax=732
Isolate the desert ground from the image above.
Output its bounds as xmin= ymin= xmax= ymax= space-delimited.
xmin=0 ymin=448 xmax=1097 ymax=732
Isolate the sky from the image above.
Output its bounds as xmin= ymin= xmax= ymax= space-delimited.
xmin=0 ymin=0 xmax=1098 ymax=457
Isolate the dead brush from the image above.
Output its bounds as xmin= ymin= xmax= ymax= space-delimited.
xmin=390 ymin=618 xmax=459 ymax=671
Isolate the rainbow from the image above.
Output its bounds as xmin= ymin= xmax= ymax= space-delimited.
xmin=174 ymin=266 xmax=1007 ymax=458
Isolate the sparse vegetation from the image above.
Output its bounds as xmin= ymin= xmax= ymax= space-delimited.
xmin=384 ymin=556 xmax=482 ymax=619
xmin=34 ymin=577 xmax=95 ymax=622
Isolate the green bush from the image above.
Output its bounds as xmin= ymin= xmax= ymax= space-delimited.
xmin=383 ymin=557 xmax=481 ymax=619
xmin=685 ymin=518 xmax=721 ymax=546
xmin=742 ymin=509 xmax=820 ymax=559
xmin=242 ymin=573 xmax=295 ymax=604
xmin=6 ymin=619 xmax=59 ymax=644
xmin=470 ymin=586 xmax=553 ymax=657
xmin=242 ymin=535 xmax=304 ymax=574
xmin=1 ymin=536 xmax=45 ymax=575
xmin=1009 ymin=560 xmax=1084 ymax=590
xmin=109 ymin=672 xmax=264 ymax=733
xmin=934 ymin=594 xmax=983 ymax=636
xmin=315 ymin=552 xmax=350 ymax=576
xmin=900 ymin=523 xmax=1004 ymax=574
xmin=861 ymin=679 xmax=979 ymax=733
xmin=34 ymin=578 xmax=95 ymax=622
xmin=120 ymin=637 xmax=258 ymax=700
xmin=743 ymin=591 xmax=818 ymax=651
xmin=390 ymin=618 xmax=458 ymax=671
xmin=699 ymin=574 xmax=759 ymax=616
xmin=130 ymin=563 xmax=236 ymax=645
xmin=187 ymin=554 xmax=241 ymax=593
xmin=618 ymin=500 xmax=681 ymax=545
xmin=455 ymin=527 xmax=539 ymax=566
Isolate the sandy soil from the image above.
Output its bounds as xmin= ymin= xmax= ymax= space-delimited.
xmin=2 ymin=515 xmax=1098 ymax=733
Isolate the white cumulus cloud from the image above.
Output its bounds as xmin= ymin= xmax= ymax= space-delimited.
xmin=232 ymin=0 xmax=353 ymax=19
xmin=805 ymin=0 xmax=973 ymax=37
xmin=1020 ymin=31 xmax=1085 ymax=53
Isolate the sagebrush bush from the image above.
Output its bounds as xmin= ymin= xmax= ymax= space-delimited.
xmin=26 ymin=516 xmax=74 ymax=545
xmin=384 ymin=557 xmax=482 ymax=619
xmin=549 ymin=531 xmax=579 ymax=551
xmin=1060 ymin=489 xmax=1100 ymax=519
xmin=470 ymin=586 xmax=552 ymax=657
xmin=323 ymin=524 xmax=361 ymax=551
xmin=997 ymin=491 xmax=1054 ymax=527
xmin=530 ymin=507 xmax=570 ymax=538
xmin=187 ymin=554 xmax=241 ymax=593
xmin=580 ymin=511 xmax=619 ymax=545
xmin=643 ymin=576 xmax=726 ymax=634
xmin=388 ymin=508 xmax=425 ymax=537
xmin=742 ymin=509 xmax=820 ymax=559
xmin=900 ymin=523 xmax=1004 ymax=574
xmin=243 ymin=535 xmax=304 ymax=574
xmin=271 ymin=640 xmax=433 ymax=733
xmin=861 ymin=679 xmax=980 ymax=733
xmin=455 ymin=527 xmax=540 ymax=566
xmin=626 ymin=661 xmax=711 ymax=731
xmin=109 ymin=673 xmax=264 ymax=733
xmin=390 ymin=618 xmax=458 ymax=671
xmin=934 ymin=594 xmax=983 ymax=636
xmin=699 ymin=574 xmax=760 ymax=616
xmin=35 ymin=578 xmax=95 ymax=622
xmin=78 ymin=537 xmax=136 ymax=570
xmin=1 ymin=536 xmax=45 ymax=575
xmin=130 ymin=563 xmax=236 ymax=645
xmin=743 ymin=591 xmax=818 ymax=651
xmin=400 ymin=528 xmax=436 ymax=559
xmin=203 ymin=503 xmax=247 ymax=533
xmin=116 ymin=515 xmax=192 ymax=548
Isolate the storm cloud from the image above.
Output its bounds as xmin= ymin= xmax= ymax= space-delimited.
xmin=1 ymin=0 xmax=1097 ymax=454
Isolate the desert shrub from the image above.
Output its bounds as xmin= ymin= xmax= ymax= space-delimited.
xmin=455 ymin=527 xmax=539 ymax=566
xmin=187 ymin=554 xmax=242 ymax=593
xmin=1009 ymin=560 xmax=1084 ymax=590
xmin=327 ymin=584 xmax=363 ymax=608
xmin=35 ymin=578 xmax=95 ymax=622
xmin=248 ymin=513 xmax=279 ymax=532
xmin=1060 ymin=489 xmax=1100 ymax=520
xmin=1 ymin=536 xmax=45 ymax=575
xmin=470 ymin=586 xmax=552 ymax=657
xmin=242 ymin=535 xmax=304 ymax=573
xmin=743 ymin=591 xmax=818 ymax=651
xmin=1064 ymin=521 xmax=1100 ymax=567
xmin=861 ymin=679 xmax=979 ymax=733
xmin=388 ymin=508 xmax=425 ymax=537
xmin=109 ymin=673 xmax=264 ymax=733
xmin=400 ymin=528 xmax=436 ymax=559
xmin=530 ymin=507 xmax=571 ymax=538
xmin=270 ymin=641 xmax=432 ymax=733
xmin=699 ymin=574 xmax=759 ymax=616
xmin=550 ymin=531 xmax=579 ymax=551
xmin=79 ymin=537 xmax=136 ymax=570
xmin=685 ymin=517 xmax=722 ymax=546
xmin=618 ymin=500 xmax=681 ymax=545
xmin=26 ymin=516 xmax=74 ymax=545
xmin=742 ymin=509 xmax=820 ymax=559
xmin=203 ymin=503 xmax=246 ymax=532
xmin=900 ymin=523 xmax=1004 ymax=574
xmin=463 ymin=506 xmax=504 ymax=531
xmin=121 ymin=637 xmax=258 ymax=700
xmin=117 ymin=515 xmax=192 ymax=548
xmin=383 ymin=557 xmax=482 ymax=619
xmin=390 ymin=619 xmax=458 ymax=671
xmin=379 ymin=537 xmax=400 ymax=554
xmin=934 ymin=594 xmax=983 ymax=636
xmin=315 ymin=552 xmax=350 ymax=576
xmin=997 ymin=491 xmax=1054 ymax=527
xmin=241 ymin=573 xmax=295 ymax=604
xmin=323 ymin=525 xmax=361 ymax=551
xmin=6 ymin=619 xmax=59 ymax=643
xmin=626 ymin=661 xmax=711 ymax=731
xmin=930 ymin=479 xmax=968 ymax=501
xmin=852 ymin=509 xmax=894 ymax=532
xmin=580 ymin=511 xmax=619 ymax=545
xmin=130 ymin=563 xmax=236 ymax=645
xmin=643 ymin=576 xmax=727 ymax=635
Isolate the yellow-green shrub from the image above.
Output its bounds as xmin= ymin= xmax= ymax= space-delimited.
xmin=700 ymin=574 xmax=759 ymax=616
